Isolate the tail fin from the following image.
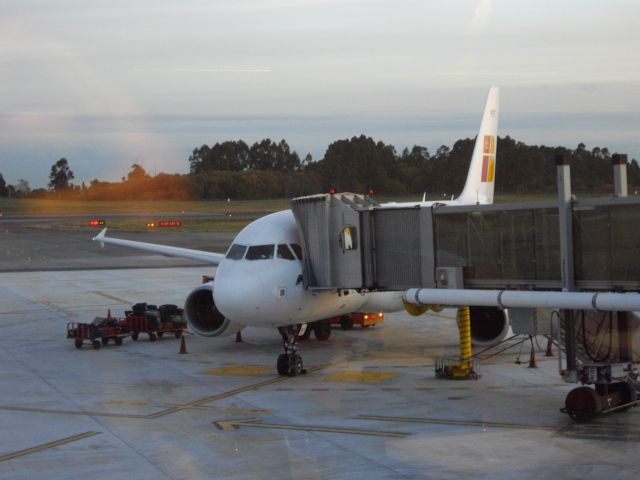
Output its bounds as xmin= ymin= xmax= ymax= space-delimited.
xmin=456 ymin=87 xmax=500 ymax=205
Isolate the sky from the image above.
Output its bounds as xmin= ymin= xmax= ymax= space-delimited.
xmin=1 ymin=0 xmax=640 ymax=188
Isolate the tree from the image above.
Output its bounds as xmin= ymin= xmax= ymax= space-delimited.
xmin=0 ymin=173 xmax=7 ymax=197
xmin=127 ymin=164 xmax=148 ymax=182
xmin=248 ymin=139 xmax=301 ymax=171
xmin=48 ymin=158 xmax=74 ymax=191
xmin=189 ymin=141 xmax=250 ymax=173
xmin=15 ymin=179 xmax=30 ymax=196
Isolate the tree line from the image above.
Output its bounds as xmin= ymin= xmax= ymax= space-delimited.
xmin=3 ymin=136 xmax=639 ymax=201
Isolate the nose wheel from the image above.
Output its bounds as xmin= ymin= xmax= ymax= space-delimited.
xmin=277 ymin=326 xmax=307 ymax=376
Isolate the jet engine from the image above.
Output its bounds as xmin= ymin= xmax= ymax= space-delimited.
xmin=184 ymin=283 xmax=243 ymax=337
xmin=469 ymin=306 xmax=511 ymax=346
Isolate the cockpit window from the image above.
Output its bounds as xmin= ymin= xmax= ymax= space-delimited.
xmin=290 ymin=243 xmax=303 ymax=260
xmin=246 ymin=244 xmax=275 ymax=260
xmin=277 ymin=244 xmax=295 ymax=260
xmin=226 ymin=244 xmax=247 ymax=260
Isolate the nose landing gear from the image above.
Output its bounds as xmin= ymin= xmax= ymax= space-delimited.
xmin=277 ymin=325 xmax=307 ymax=376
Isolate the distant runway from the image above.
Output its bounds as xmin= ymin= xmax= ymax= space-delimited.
xmin=0 ymin=219 xmax=236 ymax=272
xmin=0 ymin=211 xmax=260 ymax=224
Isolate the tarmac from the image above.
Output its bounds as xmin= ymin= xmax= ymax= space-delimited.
xmin=1 ymin=226 xmax=639 ymax=479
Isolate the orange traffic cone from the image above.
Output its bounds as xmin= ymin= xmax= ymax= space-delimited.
xmin=545 ymin=336 xmax=554 ymax=357
xmin=235 ymin=331 xmax=243 ymax=343
xmin=528 ymin=344 xmax=537 ymax=368
xmin=179 ymin=335 xmax=188 ymax=354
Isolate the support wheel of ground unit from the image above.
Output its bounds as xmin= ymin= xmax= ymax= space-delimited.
xmin=131 ymin=331 xmax=139 ymax=341
xmin=149 ymin=333 xmax=157 ymax=342
xmin=115 ymin=337 xmax=123 ymax=346
xmin=74 ymin=338 xmax=82 ymax=349
xmin=101 ymin=337 xmax=109 ymax=346
xmin=564 ymin=386 xmax=600 ymax=421
xmin=313 ymin=320 xmax=331 ymax=341
xmin=92 ymin=340 xmax=101 ymax=350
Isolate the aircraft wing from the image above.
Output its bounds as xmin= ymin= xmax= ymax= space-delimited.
xmin=92 ymin=228 xmax=226 ymax=265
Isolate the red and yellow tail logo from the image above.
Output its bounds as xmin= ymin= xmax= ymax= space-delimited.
xmin=481 ymin=135 xmax=495 ymax=182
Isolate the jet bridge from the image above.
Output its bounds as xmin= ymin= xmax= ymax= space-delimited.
xmin=290 ymin=194 xmax=640 ymax=293
xmin=291 ymin=154 xmax=640 ymax=419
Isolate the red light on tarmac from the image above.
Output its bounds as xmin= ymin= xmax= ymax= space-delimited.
xmin=159 ymin=220 xmax=182 ymax=227
xmin=367 ymin=188 xmax=374 ymax=196
xmin=88 ymin=219 xmax=105 ymax=227
xmin=329 ymin=187 xmax=336 ymax=194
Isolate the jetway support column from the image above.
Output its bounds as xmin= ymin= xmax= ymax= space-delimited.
xmin=612 ymin=153 xmax=628 ymax=197
xmin=556 ymin=153 xmax=577 ymax=381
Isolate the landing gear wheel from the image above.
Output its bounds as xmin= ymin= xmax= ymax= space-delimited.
xmin=313 ymin=320 xmax=331 ymax=341
xmin=290 ymin=354 xmax=304 ymax=376
xmin=277 ymin=354 xmax=290 ymax=376
xmin=92 ymin=340 xmax=101 ymax=350
xmin=149 ymin=333 xmax=157 ymax=342
xmin=340 ymin=316 xmax=354 ymax=331
xmin=115 ymin=337 xmax=123 ymax=346
xmin=74 ymin=338 xmax=82 ymax=349
xmin=277 ymin=325 xmax=308 ymax=376
xmin=101 ymin=337 xmax=109 ymax=346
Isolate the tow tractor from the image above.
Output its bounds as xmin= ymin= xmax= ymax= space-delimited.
xmin=120 ymin=303 xmax=187 ymax=342
xmin=329 ymin=312 xmax=384 ymax=330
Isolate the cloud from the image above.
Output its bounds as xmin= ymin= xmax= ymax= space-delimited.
xmin=471 ymin=0 xmax=493 ymax=32
xmin=133 ymin=66 xmax=273 ymax=73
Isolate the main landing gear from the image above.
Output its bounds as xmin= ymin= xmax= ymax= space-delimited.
xmin=277 ymin=325 xmax=307 ymax=377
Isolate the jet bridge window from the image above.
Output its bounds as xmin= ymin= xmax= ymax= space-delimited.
xmin=226 ymin=244 xmax=247 ymax=260
xmin=246 ymin=244 xmax=275 ymax=260
xmin=277 ymin=244 xmax=295 ymax=260
xmin=339 ymin=226 xmax=358 ymax=250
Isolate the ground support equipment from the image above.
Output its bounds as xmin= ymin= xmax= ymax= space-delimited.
xmin=67 ymin=318 xmax=131 ymax=349
xmin=561 ymin=362 xmax=640 ymax=420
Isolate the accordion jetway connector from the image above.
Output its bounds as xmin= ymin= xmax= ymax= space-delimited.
xmin=435 ymin=307 xmax=479 ymax=380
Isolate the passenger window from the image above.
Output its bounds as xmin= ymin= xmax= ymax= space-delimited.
xmin=226 ymin=244 xmax=247 ymax=260
xmin=290 ymin=243 xmax=303 ymax=260
xmin=246 ymin=244 xmax=275 ymax=260
xmin=277 ymin=244 xmax=295 ymax=260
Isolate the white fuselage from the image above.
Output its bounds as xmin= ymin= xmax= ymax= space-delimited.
xmin=213 ymin=210 xmax=403 ymax=328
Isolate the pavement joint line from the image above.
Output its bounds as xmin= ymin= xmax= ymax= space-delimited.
xmin=91 ymin=290 xmax=132 ymax=304
xmin=0 ymin=431 xmax=101 ymax=463
xmin=356 ymin=415 xmax=561 ymax=432
xmin=39 ymin=301 xmax=78 ymax=318
xmin=212 ymin=418 xmax=409 ymax=438
xmin=0 ymin=359 xmax=344 ymax=420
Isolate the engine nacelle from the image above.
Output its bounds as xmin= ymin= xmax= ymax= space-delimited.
xmin=469 ymin=306 xmax=512 ymax=346
xmin=184 ymin=283 xmax=243 ymax=337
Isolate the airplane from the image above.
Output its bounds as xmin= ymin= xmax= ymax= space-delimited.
xmin=93 ymin=87 xmax=503 ymax=376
